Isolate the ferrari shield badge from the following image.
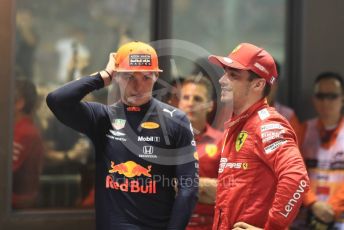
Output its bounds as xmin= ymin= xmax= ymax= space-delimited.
xmin=235 ymin=131 xmax=248 ymax=152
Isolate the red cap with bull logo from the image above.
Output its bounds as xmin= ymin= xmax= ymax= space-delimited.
xmin=208 ymin=43 xmax=278 ymax=85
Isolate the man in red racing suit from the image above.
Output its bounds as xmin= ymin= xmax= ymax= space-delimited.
xmin=208 ymin=43 xmax=310 ymax=230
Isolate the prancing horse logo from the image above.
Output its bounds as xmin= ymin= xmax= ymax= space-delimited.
xmin=235 ymin=131 xmax=248 ymax=152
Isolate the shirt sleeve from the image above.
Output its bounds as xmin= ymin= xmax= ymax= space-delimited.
xmin=167 ymin=114 xmax=199 ymax=229
xmin=303 ymin=189 xmax=317 ymax=207
xmin=289 ymin=114 xmax=303 ymax=146
xmin=329 ymin=184 xmax=344 ymax=219
xmin=254 ymin=119 xmax=310 ymax=229
xmin=46 ymin=74 xmax=104 ymax=138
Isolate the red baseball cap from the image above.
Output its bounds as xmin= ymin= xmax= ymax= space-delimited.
xmin=208 ymin=43 xmax=278 ymax=85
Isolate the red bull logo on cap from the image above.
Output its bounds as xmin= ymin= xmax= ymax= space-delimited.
xmin=106 ymin=161 xmax=156 ymax=194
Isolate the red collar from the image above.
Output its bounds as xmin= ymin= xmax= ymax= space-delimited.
xmin=126 ymin=106 xmax=141 ymax=112
xmin=224 ymin=98 xmax=269 ymax=129
xmin=221 ymin=99 xmax=268 ymax=154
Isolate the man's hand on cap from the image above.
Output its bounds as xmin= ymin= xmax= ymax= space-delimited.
xmin=100 ymin=52 xmax=116 ymax=86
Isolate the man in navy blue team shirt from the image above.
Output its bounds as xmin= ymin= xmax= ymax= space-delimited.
xmin=47 ymin=41 xmax=198 ymax=230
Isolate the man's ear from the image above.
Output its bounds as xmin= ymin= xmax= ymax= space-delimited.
xmin=153 ymin=73 xmax=158 ymax=82
xmin=206 ymin=100 xmax=214 ymax=113
xmin=252 ymin=79 xmax=266 ymax=92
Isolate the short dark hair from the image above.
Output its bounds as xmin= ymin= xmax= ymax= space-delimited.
xmin=15 ymin=79 xmax=38 ymax=114
xmin=248 ymin=71 xmax=271 ymax=97
xmin=314 ymin=72 xmax=344 ymax=93
xmin=182 ymin=75 xmax=214 ymax=101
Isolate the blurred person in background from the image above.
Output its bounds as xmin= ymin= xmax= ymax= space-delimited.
xmin=191 ymin=57 xmax=227 ymax=131
xmin=267 ymin=61 xmax=301 ymax=134
xmin=164 ymin=77 xmax=184 ymax=107
xmin=46 ymin=41 xmax=198 ymax=229
xmin=208 ymin=43 xmax=309 ymax=229
xmin=178 ymin=76 xmax=222 ymax=230
xmin=36 ymin=84 xmax=95 ymax=208
xmin=42 ymin=123 xmax=94 ymax=205
xmin=55 ymin=26 xmax=90 ymax=83
xmin=15 ymin=8 xmax=38 ymax=80
xmin=293 ymin=72 xmax=344 ymax=229
xmin=13 ymin=79 xmax=44 ymax=209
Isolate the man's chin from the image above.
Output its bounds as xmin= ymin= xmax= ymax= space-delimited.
xmin=220 ymin=96 xmax=232 ymax=103
xmin=126 ymin=97 xmax=149 ymax=106
xmin=127 ymin=101 xmax=142 ymax=106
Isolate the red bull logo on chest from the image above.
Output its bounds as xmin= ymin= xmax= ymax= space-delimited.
xmin=106 ymin=161 xmax=157 ymax=194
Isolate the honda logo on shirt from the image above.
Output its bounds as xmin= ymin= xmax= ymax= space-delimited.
xmin=143 ymin=146 xmax=154 ymax=155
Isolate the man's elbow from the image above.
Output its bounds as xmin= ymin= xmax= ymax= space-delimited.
xmin=46 ymin=91 xmax=63 ymax=113
xmin=46 ymin=92 xmax=56 ymax=110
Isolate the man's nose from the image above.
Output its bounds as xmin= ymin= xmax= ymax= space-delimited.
xmin=182 ymin=96 xmax=195 ymax=106
xmin=188 ymin=97 xmax=196 ymax=105
xmin=133 ymin=78 xmax=143 ymax=90
xmin=219 ymin=74 xmax=227 ymax=85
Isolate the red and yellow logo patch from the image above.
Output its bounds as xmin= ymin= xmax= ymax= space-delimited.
xmin=205 ymin=144 xmax=218 ymax=157
xmin=140 ymin=122 xmax=160 ymax=129
xmin=235 ymin=131 xmax=248 ymax=152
